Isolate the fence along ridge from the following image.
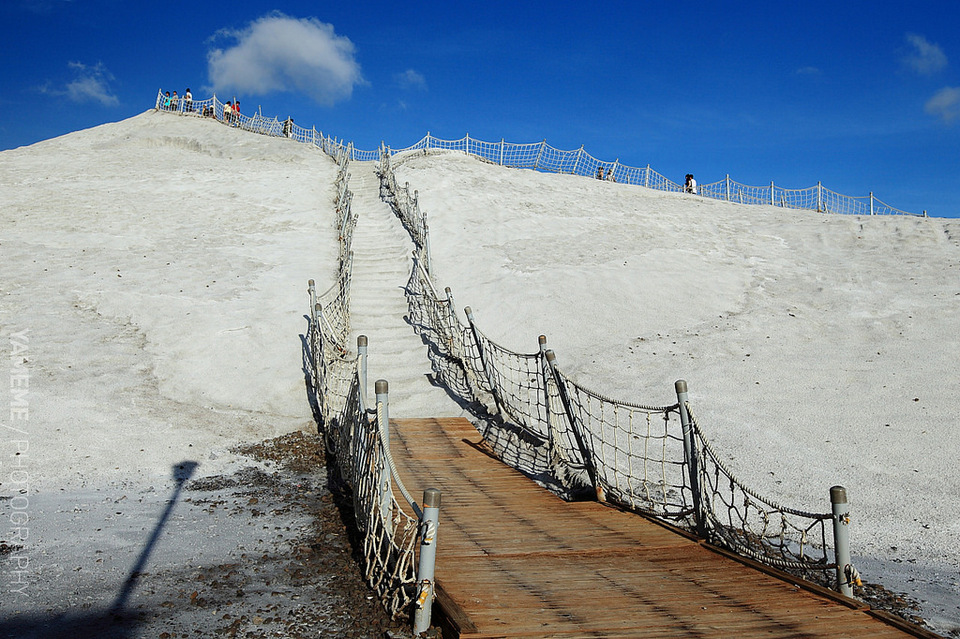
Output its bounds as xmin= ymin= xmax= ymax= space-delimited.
xmin=154 ymin=89 xmax=925 ymax=218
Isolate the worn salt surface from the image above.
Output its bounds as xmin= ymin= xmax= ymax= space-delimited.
xmin=1 ymin=111 xmax=959 ymax=633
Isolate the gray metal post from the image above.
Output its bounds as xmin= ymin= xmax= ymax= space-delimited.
xmin=376 ymin=380 xmax=393 ymax=535
xmin=444 ymin=288 xmax=457 ymax=328
xmin=545 ymin=349 xmax=603 ymax=501
xmin=831 ymin=486 xmax=855 ymax=597
xmin=675 ymin=380 xmax=705 ymax=537
xmin=307 ymin=280 xmax=318 ymax=379
xmin=358 ymin=336 xmax=368 ymax=406
xmin=464 ymin=306 xmax=504 ymax=416
xmin=307 ymin=279 xmax=316 ymax=311
xmin=422 ymin=216 xmax=432 ymax=275
xmin=770 ymin=181 xmax=775 ymax=206
xmin=870 ymin=192 xmax=875 ymax=216
xmin=413 ymin=488 xmax=442 ymax=635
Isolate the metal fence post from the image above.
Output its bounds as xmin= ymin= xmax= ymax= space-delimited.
xmin=464 ymin=306 xmax=504 ymax=416
xmin=376 ymin=380 xmax=393 ymax=535
xmin=413 ymin=488 xmax=442 ymax=635
xmin=358 ymin=335 xmax=368 ymax=405
xmin=444 ymin=287 xmax=457 ymax=326
xmin=307 ymin=279 xmax=316 ymax=312
xmin=675 ymin=380 xmax=705 ymax=537
xmin=573 ymin=146 xmax=584 ymax=175
xmin=831 ymin=486 xmax=856 ymax=597
xmin=545 ymin=349 xmax=603 ymax=501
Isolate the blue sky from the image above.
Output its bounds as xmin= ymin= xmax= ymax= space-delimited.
xmin=2 ymin=0 xmax=958 ymax=217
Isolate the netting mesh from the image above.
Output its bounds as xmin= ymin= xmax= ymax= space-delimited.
xmin=687 ymin=404 xmax=833 ymax=575
xmin=300 ymin=143 xmax=428 ymax=621
xmin=322 ymin=372 xmax=421 ymax=616
xmin=555 ymin=371 xmax=694 ymax=521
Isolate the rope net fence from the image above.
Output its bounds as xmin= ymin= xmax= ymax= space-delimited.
xmin=155 ymin=89 xmax=924 ymax=218
xmin=377 ymin=146 xmax=842 ymax=585
xmin=302 ymin=140 xmax=429 ymax=621
xmin=154 ymin=91 xmax=849 ymax=600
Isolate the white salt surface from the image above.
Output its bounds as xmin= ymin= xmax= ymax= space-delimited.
xmin=393 ymin=151 xmax=960 ymax=632
xmin=1 ymin=112 xmax=958 ymax=633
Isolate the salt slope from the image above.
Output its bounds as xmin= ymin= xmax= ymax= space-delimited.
xmin=394 ymin=150 xmax=960 ymax=631
xmin=0 ymin=110 xmax=338 ymax=490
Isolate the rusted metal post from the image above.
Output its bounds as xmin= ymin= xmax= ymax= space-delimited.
xmin=376 ymin=380 xmax=393 ymax=535
xmin=675 ymin=380 xmax=705 ymax=537
xmin=357 ymin=335 xmax=368 ymax=406
xmin=831 ymin=486 xmax=856 ymax=597
xmin=413 ymin=488 xmax=442 ymax=635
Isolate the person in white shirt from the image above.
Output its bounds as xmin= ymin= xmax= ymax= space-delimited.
xmin=684 ymin=174 xmax=698 ymax=194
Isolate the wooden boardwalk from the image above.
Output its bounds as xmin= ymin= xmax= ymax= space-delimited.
xmin=390 ymin=418 xmax=935 ymax=639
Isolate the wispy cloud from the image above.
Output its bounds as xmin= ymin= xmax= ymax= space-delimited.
xmin=795 ymin=66 xmax=821 ymax=77
xmin=903 ymin=33 xmax=947 ymax=75
xmin=38 ymin=61 xmax=119 ymax=106
xmin=925 ymin=86 xmax=960 ymax=123
xmin=207 ymin=13 xmax=364 ymax=106
xmin=395 ymin=69 xmax=427 ymax=91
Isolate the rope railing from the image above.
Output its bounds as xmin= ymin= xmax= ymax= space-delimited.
xmin=687 ymin=403 xmax=834 ymax=576
xmin=379 ymin=146 xmax=848 ymax=589
xmin=155 ymin=89 xmax=925 ymax=218
xmin=302 ymin=145 xmax=441 ymax=630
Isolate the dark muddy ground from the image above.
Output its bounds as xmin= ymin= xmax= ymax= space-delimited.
xmin=0 ymin=430 xmax=415 ymax=639
xmin=1 ymin=428 xmax=934 ymax=639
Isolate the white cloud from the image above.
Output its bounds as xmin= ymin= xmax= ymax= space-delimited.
xmin=207 ymin=13 xmax=363 ymax=106
xmin=925 ymin=86 xmax=960 ymax=123
xmin=38 ymin=61 xmax=119 ymax=106
xmin=395 ymin=69 xmax=427 ymax=91
xmin=903 ymin=33 xmax=947 ymax=75
xmin=795 ymin=66 xmax=821 ymax=76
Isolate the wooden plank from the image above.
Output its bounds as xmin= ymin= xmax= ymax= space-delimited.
xmin=391 ymin=418 xmax=928 ymax=639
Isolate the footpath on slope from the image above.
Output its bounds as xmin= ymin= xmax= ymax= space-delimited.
xmin=346 ymin=161 xmax=463 ymax=418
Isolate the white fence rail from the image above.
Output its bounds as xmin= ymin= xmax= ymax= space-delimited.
xmin=155 ymin=90 xmax=925 ymax=218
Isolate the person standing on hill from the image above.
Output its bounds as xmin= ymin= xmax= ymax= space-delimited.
xmin=223 ymin=100 xmax=233 ymax=124
xmin=684 ymin=174 xmax=698 ymax=194
xmin=183 ymin=88 xmax=193 ymax=113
